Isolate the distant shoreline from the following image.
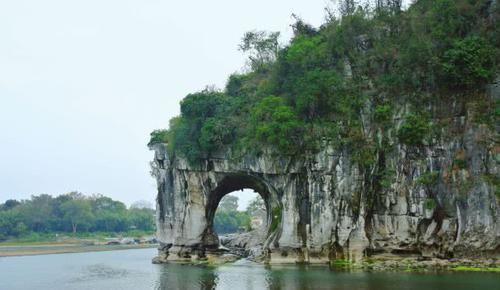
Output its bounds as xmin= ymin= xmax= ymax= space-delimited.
xmin=0 ymin=243 xmax=157 ymax=258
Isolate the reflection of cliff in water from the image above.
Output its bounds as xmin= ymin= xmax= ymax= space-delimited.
xmin=154 ymin=260 xmax=500 ymax=290
xmin=155 ymin=260 xmax=269 ymax=290
xmin=153 ymin=260 xmax=375 ymax=290
xmin=154 ymin=264 xmax=217 ymax=290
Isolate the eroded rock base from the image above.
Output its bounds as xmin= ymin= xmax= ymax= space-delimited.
xmin=153 ymin=244 xmax=499 ymax=273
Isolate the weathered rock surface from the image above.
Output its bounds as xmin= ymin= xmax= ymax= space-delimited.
xmin=150 ymin=94 xmax=499 ymax=264
xmin=220 ymin=228 xmax=267 ymax=259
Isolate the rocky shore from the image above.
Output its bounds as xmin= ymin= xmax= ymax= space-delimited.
xmin=152 ymin=230 xmax=499 ymax=273
xmin=338 ymin=256 xmax=500 ymax=272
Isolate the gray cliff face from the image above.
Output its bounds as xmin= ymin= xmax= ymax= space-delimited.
xmin=150 ymin=97 xmax=499 ymax=264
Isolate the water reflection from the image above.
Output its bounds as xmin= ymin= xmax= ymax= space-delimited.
xmin=154 ymin=261 xmax=500 ymax=290
xmin=1 ymin=249 xmax=499 ymax=290
xmin=154 ymin=261 xmax=374 ymax=290
xmin=155 ymin=261 xmax=268 ymax=290
xmin=154 ymin=263 xmax=216 ymax=290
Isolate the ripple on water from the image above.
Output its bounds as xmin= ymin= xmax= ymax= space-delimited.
xmin=71 ymin=264 xmax=130 ymax=283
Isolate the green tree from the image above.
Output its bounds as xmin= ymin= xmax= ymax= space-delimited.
xmin=239 ymin=30 xmax=280 ymax=71
xmin=90 ymin=195 xmax=128 ymax=232
xmin=250 ymin=96 xmax=302 ymax=153
xmin=218 ymin=195 xmax=239 ymax=212
xmin=293 ymin=69 xmax=343 ymax=120
xmin=61 ymin=199 xmax=93 ymax=233
xmin=214 ymin=210 xmax=251 ymax=234
xmin=0 ymin=210 xmax=25 ymax=239
xmin=0 ymin=199 xmax=20 ymax=211
xmin=199 ymin=117 xmax=235 ymax=153
xmin=439 ymin=36 xmax=496 ymax=87
xmin=180 ymin=90 xmax=230 ymax=119
xmin=246 ymin=197 xmax=266 ymax=215
xmin=164 ymin=90 xmax=236 ymax=162
xmin=339 ymin=0 xmax=357 ymax=16
xmin=20 ymin=194 xmax=54 ymax=232
xmin=148 ymin=129 xmax=169 ymax=146
xmin=128 ymin=208 xmax=155 ymax=231
xmin=397 ymin=113 xmax=431 ymax=146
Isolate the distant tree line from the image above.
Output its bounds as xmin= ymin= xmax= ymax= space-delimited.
xmin=0 ymin=192 xmax=155 ymax=241
xmin=213 ymin=195 xmax=266 ymax=234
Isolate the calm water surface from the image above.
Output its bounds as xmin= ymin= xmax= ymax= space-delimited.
xmin=0 ymin=248 xmax=498 ymax=290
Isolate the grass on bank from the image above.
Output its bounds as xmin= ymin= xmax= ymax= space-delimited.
xmin=451 ymin=266 xmax=500 ymax=273
xmin=0 ymin=230 xmax=155 ymax=246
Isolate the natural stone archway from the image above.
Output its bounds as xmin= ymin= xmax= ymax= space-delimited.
xmin=204 ymin=174 xmax=282 ymax=252
xmin=149 ymin=144 xmax=333 ymax=264
xmin=150 ymin=142 xmax=375 ymax=264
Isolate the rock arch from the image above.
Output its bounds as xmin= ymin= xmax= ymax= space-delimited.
xmin=203 ymin=173 xmax=282 ymax=251
xmin=150 ymin=143 xmax=369 ymax=264
xmin=150 ymin=129 xmax=499 ymax=264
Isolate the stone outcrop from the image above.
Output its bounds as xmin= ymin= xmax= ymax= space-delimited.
xmin=150 ymin=93 xmax=499 ymax=264
xmin=219 ymin=228 xmax=267 ymax=258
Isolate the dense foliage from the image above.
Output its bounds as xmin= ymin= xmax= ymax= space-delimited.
xmin=213 ymin=195 xmax=265 ymax=234
xmin=150 ymin=0 xmax=499 ymax=163
xmin=0 ymin=193 xmax=155 ymax=241
xmin=214 ymin=210 xmax=251 ymax=234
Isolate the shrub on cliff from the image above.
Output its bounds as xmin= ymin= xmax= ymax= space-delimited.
xmin=148 ymin=129 xmax=169 ymax=146
xmin=439 ymin=36 xmax=496 ymax=88
xmin=249 ymin=96 xmax=302 ymax=154
xmin=397 ymin=113 xmax=431 ymax=146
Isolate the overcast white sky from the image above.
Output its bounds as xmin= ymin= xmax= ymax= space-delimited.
xmin=0 ymin=0 xmax=329 ymax=207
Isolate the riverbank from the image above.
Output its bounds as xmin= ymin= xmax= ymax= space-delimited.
xmin=0 ymin=242 xmax=157 ymax=257
xmin=0 ymin=232 xmax=158 ymax=257
xmin=153 ymin=247 xmax=500 ymax=273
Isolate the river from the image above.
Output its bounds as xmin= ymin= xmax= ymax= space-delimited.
xmin=0 ymin=248 xmax=498 ymax=290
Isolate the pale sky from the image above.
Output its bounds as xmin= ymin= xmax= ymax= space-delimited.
xmin=0 ymin=0 xmax=329 ymax=206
